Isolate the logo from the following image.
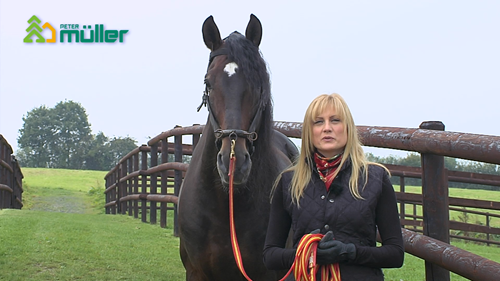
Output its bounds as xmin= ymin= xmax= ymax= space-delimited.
xmin=23 ymin=15 xmax=129 ymax=44
xmin=23 ymin=15 xmax=56 ymax=43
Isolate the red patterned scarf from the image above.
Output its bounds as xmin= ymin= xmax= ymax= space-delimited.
xmin=314 ymin=153 xmax=342 ymax=191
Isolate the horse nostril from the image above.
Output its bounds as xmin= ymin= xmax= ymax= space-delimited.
xmin=217 ymin=152 xmax=223 ymax=165
xmin=217 ymin=151 xmax=229 ymax=171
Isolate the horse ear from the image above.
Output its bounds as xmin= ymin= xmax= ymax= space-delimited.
xmin=245 ymin=14 xmax=262 ymax=47
xmin=202 ymin=15 xmax=223 ymax=51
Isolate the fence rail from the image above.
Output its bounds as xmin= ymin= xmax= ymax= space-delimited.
xmin=105 ymin=121 xmax=500 ymax=281
xmin=0 ymin=134 xmax=23 ymax=209
xmin=387 ymin=163 xmax=500 ymax=246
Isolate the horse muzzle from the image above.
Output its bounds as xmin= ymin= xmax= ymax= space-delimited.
xmin=215 ymin=131 xmax=255 ymax=187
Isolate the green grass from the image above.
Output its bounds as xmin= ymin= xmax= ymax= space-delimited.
xmin=21 ymin=168 xmax=107 ymax=213
xmin=0 ymin=209 xmax=183 ymax=281
xmin=2 ymin=168 xmax=500 ymax=280
xmin=0 ymin=167 xmax=184 ymax=280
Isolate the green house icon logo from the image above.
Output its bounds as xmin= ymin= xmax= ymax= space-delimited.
xmin=23 ymin=15 xmax=56 ymax=43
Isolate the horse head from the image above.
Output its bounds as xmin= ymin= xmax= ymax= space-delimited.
xmin=200 ymin=14 xmax=269 ymax=188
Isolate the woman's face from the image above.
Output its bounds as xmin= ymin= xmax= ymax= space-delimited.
xmin=312 ymin=107 xmax=347 ymax=158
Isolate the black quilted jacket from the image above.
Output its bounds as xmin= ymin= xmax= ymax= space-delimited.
xmin=263 ymin=160 xmax=404 ymax=281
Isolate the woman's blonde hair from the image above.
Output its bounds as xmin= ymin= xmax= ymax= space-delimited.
xmin=275 ymin=93 xmax=388 ymax=205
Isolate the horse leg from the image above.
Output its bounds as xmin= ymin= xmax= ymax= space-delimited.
xmin=180 ymin=242 xmax=198 ymax=281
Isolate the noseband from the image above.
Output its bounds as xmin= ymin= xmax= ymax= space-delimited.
xmin=197 ymin=48 xmax=263 ymax=154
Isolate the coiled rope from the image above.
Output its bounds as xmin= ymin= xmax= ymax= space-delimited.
xmin=228 ymin=139 xmax=341 ymax=281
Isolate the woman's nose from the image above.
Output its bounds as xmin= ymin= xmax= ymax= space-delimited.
xmin=323 ymin=122 xmax=332 ymax=132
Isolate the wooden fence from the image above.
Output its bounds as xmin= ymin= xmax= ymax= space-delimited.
xmin=387 ymin=164 xmax=500 ymax=246
xmin=0 ymin=134 xmax=23 ymax=209
xmin=105 ymin=121 xmax=500 ymax=280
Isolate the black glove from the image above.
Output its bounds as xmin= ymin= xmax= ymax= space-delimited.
xmin=316 ymin=231 xmax=356 ymax=265
xmin=310 ymin=229 xmax=321 ymax=235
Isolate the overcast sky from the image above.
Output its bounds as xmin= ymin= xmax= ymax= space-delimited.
xmin=1 ymin=0 xmax=499 ymax=158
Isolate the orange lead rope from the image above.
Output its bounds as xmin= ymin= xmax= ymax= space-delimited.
xmin=278 ymin=234 xmax=341 ymax=281
xmin=229 ymin=139 xmax=253 ymax=281
xmin=228 ymin=139 xmax=341 ymax=281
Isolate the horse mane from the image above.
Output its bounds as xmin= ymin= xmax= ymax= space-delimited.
xmin=223 ymin=32 xmax=278 ymax=197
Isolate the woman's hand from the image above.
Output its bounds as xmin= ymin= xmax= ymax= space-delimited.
xmin=316 ymin=231 xmax=356 ymax=264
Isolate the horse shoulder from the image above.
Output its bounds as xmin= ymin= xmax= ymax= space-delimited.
xmin=272 ymin=129 xmax=299 ymax=164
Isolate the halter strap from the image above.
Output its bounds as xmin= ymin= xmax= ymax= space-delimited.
xmin=197 ymin=48 xmax=228 ymax=112
xmin=208 ymin=48 xmax=228 ymax=67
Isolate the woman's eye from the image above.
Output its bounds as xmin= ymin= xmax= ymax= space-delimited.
xmin=314 ymin=120 xmax=323 ymax=125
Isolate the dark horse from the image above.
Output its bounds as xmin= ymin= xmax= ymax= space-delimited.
xmin=178 ymin=15 xmax=298 ymax=280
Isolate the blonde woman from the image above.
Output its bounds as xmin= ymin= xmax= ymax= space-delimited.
xmin=263 ymin=94 xmax=404 ymax=280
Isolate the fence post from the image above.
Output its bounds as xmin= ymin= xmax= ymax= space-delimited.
xmin=0 ymin=140 xmax=5 ymax=209
xmin=150 ymin=143 xmax=158 ymax=224
xmin=160 ymin=137 xmax=169 ymax=228
xmin=112 ymin=168 xmax=118 ymax=214
xmin=399 ymin=176 xmax=406 ymax=228
xmin=133 ymin=152 xmax=139 ymax=219
xmin=487 ymin=214 xmax=491 ymax=246
xmin=420 ymin=121 xmax=450 ymax=281
xmin=141 ymin=146 xmax=148 ymax=223
xmin=120 ymin=161 xmax=127 ymax=215
xmin=127 ymin=157 xmax=133 ymax=216
xmin=8 ymin=154 xmax=14 ymax=208
xmin=174 ymin=128 xmax=183 ymax=237
xmin=105 ymin=175 xmax=110 ymax=214
xmin=108 ymin=171 xmax=115 ymax=214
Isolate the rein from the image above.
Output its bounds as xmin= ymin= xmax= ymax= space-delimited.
xmin=228 ymin=139 xmax=341 ymax=281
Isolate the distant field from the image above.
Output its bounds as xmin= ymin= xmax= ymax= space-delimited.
xmin=1 ymin=168 xmax=499 ymax=280
xmin=395 ymin=184 xmax=500 ymax=202
xmin=21 ymin=167 xmax=106 ymax=191
xmin=394 ymin=185 xmax=500 ymax=229
xmin=21 ymin=167 xmax=106 ymax=212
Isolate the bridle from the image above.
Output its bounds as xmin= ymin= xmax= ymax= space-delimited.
xmin=197 ymin=48 xmax=263 ymax=154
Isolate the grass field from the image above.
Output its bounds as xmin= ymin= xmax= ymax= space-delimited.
xmin=1 ymin=168 xmax=184 ymax=280
xmin=1 ymin=167 xmax=500 ymax=280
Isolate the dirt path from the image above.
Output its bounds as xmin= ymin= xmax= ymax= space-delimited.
xmin=29 ymin=189 xmax=92 ymax=214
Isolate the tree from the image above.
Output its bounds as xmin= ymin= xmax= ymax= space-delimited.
xmin=85 ymin=132 xmax=112 ymax=171
xmin=107 ymin=136 xmax=138 ymax=168
xmin=85 ymin=133 xmax=137 ymax=171
xmin=17 ymin=105 xmax=55 ymax=167
xmin=51 ymin=100 xmax=92 ymax=169
xmin=17 ymin=100 xmax=138 ymax=170
xmin=17 ymin=100 xmax=92 ymax=169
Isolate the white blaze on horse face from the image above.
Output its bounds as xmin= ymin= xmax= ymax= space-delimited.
xmin=224 ymin=62 xmax=238 ymax=77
